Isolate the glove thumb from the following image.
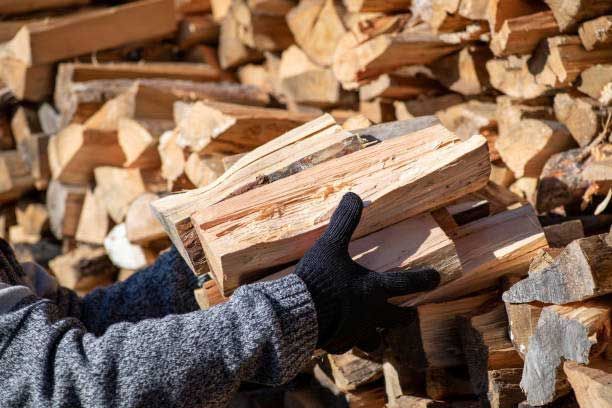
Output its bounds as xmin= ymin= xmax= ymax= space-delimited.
xmin=320 ymin=192 xmax=363 ymax=250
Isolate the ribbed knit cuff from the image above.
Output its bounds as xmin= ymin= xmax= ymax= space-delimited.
xmin=254 ymin=274 xmax=318 ymax=370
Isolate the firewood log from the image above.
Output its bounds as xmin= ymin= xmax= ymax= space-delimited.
xmin=418 ymin=291 xmax=498 ymax=369
xmin=94 ymin=167 xmax=147 ymax=224
xmin=486 ymin=368 xmax=526 ymax=408
xmin=0 ymin=61 xmax=53 ymax=102
xmin=359 ymin=98 xmax=396 ymax=124
xmin=579 ymin=15 xmax=612 ymax=51
xmin=231 ymin=0 xmax=294 ymax=52
xmin=342 ymin=115 xmax=372 ymax=131
xmin=486 ymin=0 xmax=546 ymax=32
xmin=0 ymin=150 xmax=34 ymax=203
xmin=49 ymin=246 xmax=118 ymax=296
xmin=490 ymin=11 xmax=560 ymax=57
xmin=343 ymin=0 xmax=409 ymax=13
xmin=173 ymin=100 xmax=318 ymax=154
xmin=490 ymin=162 xmax=515 ymax=188
xmin=53 ymin=64 xmax=267 ymax=126
xmin=563 ymin=360 xmax=612 ymax=408
xmin=48 ymin=125 xmax=125 ymax=185
xmin=152 ymin=114 xmax=362 ymax=273
xmin=425 ymin=366 xmax=474 ymax=401
xmin=0 ymin=0 xmax=90 ymax=15
xmin=125 ymin=193 xmax=167 ymax=245
xmin=118 ymin=118 xmax=165 ymax=169
xmin=37 ymin=103 xmax=61 ymax=136
xmin=333 ymin=23 xmax=472 ymax=90
xmin=495 ymin=119 xmax=574 ymax=178
xmin=278 ymin=46 xmax=343 ymax=107
xmin=211 ymin=0 xmax=231 ymax=21
xmin=530 ymin=35 xmax=612 ymax=90
xmin=326 ymin=350 xmax=383 ymax=392
xmin=184 ymin=153 xmax=225 ymax=188
xmin=218 ymin=4 xmax=262 ymax=69
xmin=406 ymin=205 xmax=547 ymax=306
xmin=394 ymin=94 xmax=464 ymax=120
xmin=486 ymin=55 xmax=546 ymax=99
xmin=359 ymin=67 xmax=444 ymax=102
xmin=193 ymin=132 xmax=489 ymax=294
xmin=430 ymin=45 xmax=492 ymax=95
xmin=286 ymin=0 xmax=347 ymax=67
xmin=46 ymin=180 xmax=86 ymax=239
xmin=0 ymin=0 xmax=176 ymax=66
xmin=543 ymin=0 xmax=612 ymax=32
xmin=503 ymin=234 xmax=612 ymax=304
xmin=176 ymin=15 xmax=219 ymax=49
xmin=520 ymin=300 xmax=611 ymax=405
xmin=175 ymin=0 xmax=212 ymax=13
xmin=436 ymin=100 xmax=496 ymax=140
xmin=578 ymin=64 xmax=612 ymax=104
xmin=554 ymin=93 xmax=609 ymax=146
xmin=543 ymin=220 xmax=585 ymax=248
xmin=15 ymin=202 xmax=48 ymax=238
xmin=457 ymin=303 xmax=523 ymax=397
xmin=75 ymin=188 xmax=110 ymax=246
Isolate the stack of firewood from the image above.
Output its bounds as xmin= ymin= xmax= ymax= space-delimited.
xmin=0 ymin=0 xmax=611 ymax=406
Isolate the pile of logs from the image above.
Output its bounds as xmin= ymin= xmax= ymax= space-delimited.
xmin=0 ymin=0 xmax=611 ymax=406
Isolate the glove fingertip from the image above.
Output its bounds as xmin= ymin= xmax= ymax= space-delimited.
xmin=322 ymin=192 xmax=363 ymax=247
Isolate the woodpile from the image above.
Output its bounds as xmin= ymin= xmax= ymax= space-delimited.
xmin=0 ymin=0 xmax=611 ymax=406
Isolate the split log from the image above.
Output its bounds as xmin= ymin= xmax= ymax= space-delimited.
xmin=0 ymin=0 xmax=90 ymax=15
xmin=53 ymin=64 xmax=268 ymax=126
xmin=520 ymin=300 xmax=611 ymax=405
xmin=359 ymin=67 xmax=444 ymax=102
xmin=490 ymin=11 xmax=560 ymax=57
xmin=326 ymin=350 xmax=383 ymax=392
xmin=425 ymin=366 xmax=474 ymax=401
xmin=359 ymin=98 xmax=395 ymax=124
xmin=286 ymin=0 xmax=346 ymax=67
xmin=118 ymin=118 xmax=165 ymax=169
xmin=37 ymin=103 xmax=61 ymax=136
xmin=392 ymin=395 xmax=451 ymax=407
xmin=46 ymin=180 xmax=86 ymax=239
xmin=505 ymin=300 xmax=544 ymax=358
xmin=104 ymin=224 xmax=154 ymax=270
xmin=15 ymin=203 xmax=48 ymax=238
xmin=486 ymin=55 xmax=546 ymax=99
xmin=394 ymin=94 xmax=464 ymax=120
xmin=173 ymin=100 xmax=318 ymax=155
xmin=75 ymin=188 xmax=110 ymax=246
xmin=0 ymin=150 xmax=34 ymax=203
xmin=211 ymin=0 xmax=231 ymax=21
xmin=536 ymin=148 xmax=590 ymax=213
xmin=342 ymin=115 xmax=372 ymax=131
xmin=436 ymin=100 xmax=496 ymax=140
xmin=486 ymin=368 xmax=526 ymax=408
xmin=495 ymin=119 xmax=574 ymax=178
xmin=418 ymin=291 xmax=498 ymax=369
xmin=579 ymin=15 xmax=612 ymax=51
xmin=193 ymin=132 xmax=489 ymax=294
xmin=11 ymin=108 xmax=50 ymax=189
xmin=333 ymin=24 xmax=471 ymax=90
xmin=563 ymin=360 xmax=612 ymax=408
xmin=218 ymin=6 xmax=262 ymax=69
xmin=530 ymin=35 xmax=612 ymax=90
xmin=458 ymin=303 xmax=523 ymax=397
xmin=430 ymin=45 xmax=492 ymax=96
xmin=486 ymin=0 xmax=547 ymax=32
xmin=554 ymin=93 xmax=608 ymax=147
xmin=230 ymin=0 xmax=294 ymax=52
xmin=543 ymin=220 xmax=585 ymax=248
xmin=49 ymin=246 xmax=118 ymax=296
xmin=0 ymin=0 xmax=176 ymax=66
xmin=406 ymin=205 xmax=548 ymax=306
xmin=175 ymin=0 xmax=212 ymax=13
xmin=578 ymin=64 xmax=612 ymax=104
xmin=384 ymin=323 xmax=427 ymax=402
xmin=490 ymin=162 xmax=515 ymax=188
xmin=125 ymin=193 xmax=167 ymax=245
xmin=94 ymin=167 xmax=147 ymax=224
xmin=543 ymin=0 xmax=612 ymax=31
xmin=48 ymin=125 xmax=125 ymax=185
xmin=153 ymin=117 xmax=442 ymax=274
xmin=158 ymin=130 xmax=193 ymax=191
xmin=503 ymin=234 xmax=612 ymax=304
xmin=177 ymin=15 xmax=219 ymax=49
xmin=278 ymin=46 xmax=343 ymax=107
xmin=343 ymin=0 xmax=410 ymax=13
xmin=0 ymin=60 xmax=53 ymax=102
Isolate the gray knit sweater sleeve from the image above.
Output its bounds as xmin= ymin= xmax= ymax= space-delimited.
xmin=0 ymin=248 xmax=318 ymax=408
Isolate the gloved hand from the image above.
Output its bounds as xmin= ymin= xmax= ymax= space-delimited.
xmin=295 ymin=192 xmax=441 ymax=354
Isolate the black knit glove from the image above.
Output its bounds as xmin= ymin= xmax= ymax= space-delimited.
xmin=295 ymin=193 xmax=441 ymax=354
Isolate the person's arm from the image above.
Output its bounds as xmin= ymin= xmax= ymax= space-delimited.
xmin=20 ymin=247 xmax=199 ymax=335
xmin=0 ymin=274 xmax=317 ymax=408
